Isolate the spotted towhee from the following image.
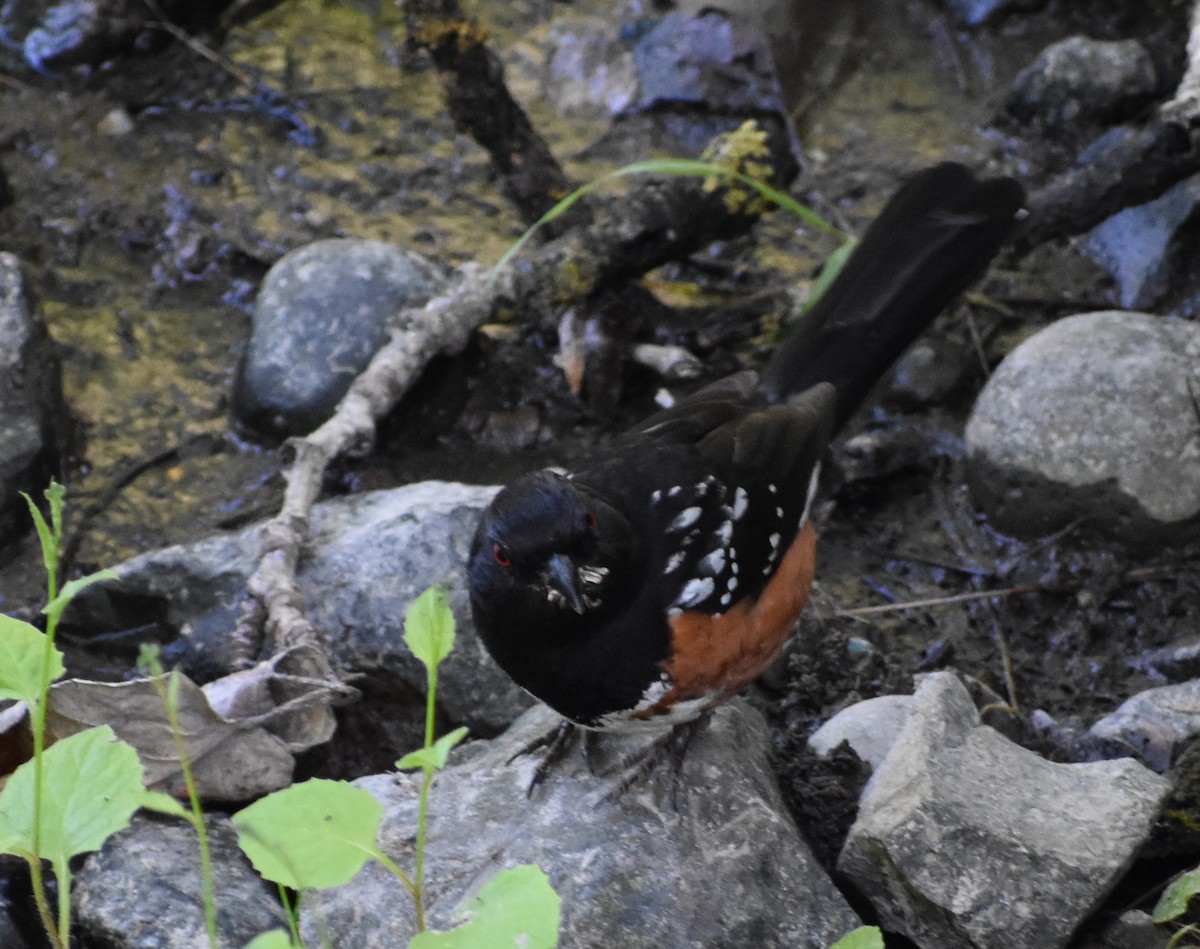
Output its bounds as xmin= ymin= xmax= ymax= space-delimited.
xmin=468 ymin=163 xmax=1024 ymax=762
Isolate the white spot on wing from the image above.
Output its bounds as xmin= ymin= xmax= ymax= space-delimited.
xmin=668 ymin=485 xmax=682 ymax=497
xmin=664 ymin=550 xmax=686 ymax=574
xmin=800 ymin=462 xmax=822 ymax=526
xmin=714 ymin=520 xmax=733 ymax=545
xmin=732 ymin=487 xmax=749 ymax=520
xmin=651 ymin=489 xmax=662 ymax=504
xmin=720 ymin=591 xmax=732 ymax=606
xmin=677 ymin=576 xmax=714 ymax=608
xmin=669 ymin=506 xmax=701 ymax=532
xmin=578 ymin=564 xmax=609 ymax=585
xmin=698 ymin=548 xmax=726 ymax=576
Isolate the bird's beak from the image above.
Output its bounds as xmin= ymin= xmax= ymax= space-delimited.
xmin=545 ymin=553 xmax=585 ymax=613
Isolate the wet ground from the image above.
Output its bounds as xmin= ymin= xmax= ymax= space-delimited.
xmin=0 ymin=0 xmax=1198 ymax=914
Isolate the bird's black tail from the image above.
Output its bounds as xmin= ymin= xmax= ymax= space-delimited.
xmin=759 ymin=163 xmax=1024 ymax=430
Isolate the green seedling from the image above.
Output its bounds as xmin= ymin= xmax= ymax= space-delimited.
xmin=137 ymin=645 xmax=221 ymax=949
xmin=1156 ymin=865 xmax=1200 ymax=923
xmin=0 ymin=482 xmax=138 ymax=949
xmin=233 ymin=586 xmax=560 ymax=947
xmin=1157 ymin=865 xmax=1200 ymax=947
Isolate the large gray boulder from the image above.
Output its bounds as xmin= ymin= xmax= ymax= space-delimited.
xmin=966 ymin=311 xmax=1200 ymax=543
xmin=301 ymin=701 xmax=862 ymax=949
xmin=74 ymin=814 xmax=286 ymax=949
xmin=839 ymin=672 xmax=1170 ymax=949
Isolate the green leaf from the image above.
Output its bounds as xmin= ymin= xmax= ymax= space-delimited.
xmin=396 ymin=727 xmax=468 ymax=772
xmin=0 ymin=613 xmax=65 ymax=705
xmin=408 ymin=865 xmax=561 ymax=949
xmin=0 ymin=725 xmax=144 ymax=860
xmin=830 ymin=925 xmax=885 ymax=949
xmin=43 ymin=569 xmax=119 ymax=626
xmin=243 ymin=930 xmax=297 ymax=949
xmin=20 ymin=491 xmax=57 ymax=578
xmin=141 ymin=790 xmax=191 ymax=820
xmin=233 ymin=779 xmax=383 ymax=890
xmin=45 ymin=480 xmax=66 ymax=546
xmin=403 ymin=588 xmax=455 ymax=672
xmin=1154 ymin=865 xmax=1200 ymax=922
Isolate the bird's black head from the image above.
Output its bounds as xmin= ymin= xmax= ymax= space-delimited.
xmin=468 ymin=469 xmax=637 ymax=650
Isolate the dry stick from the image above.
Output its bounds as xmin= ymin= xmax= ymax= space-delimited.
xmin=405 ymin=2 xmax=578 ymax=229
xmin=232 ymin=268 xmax=500 ymax=666
xmin=835 ymin=585 xmax=1035 ymax=618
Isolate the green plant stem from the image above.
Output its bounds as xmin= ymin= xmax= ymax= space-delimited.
xmin=53 ymin=855 xmax=71 ymax=941
xmin=366 ymin=845 xmax=418 ymax=901
xmin=278 ymin=884 xmax=302 ymax=948
xmin=158 ymin=671 xmax=219 ymax=949
xmin=410 ymin=661 xmax=439 ymax=933
xmin=31 ymin=530 xmax=62 ymax=948
xmin=24 ymin=857 xmax=60 ymax=948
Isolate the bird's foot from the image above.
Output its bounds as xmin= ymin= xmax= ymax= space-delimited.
xmin=604 ymin=712 xmax=711 ymax=806
xmin=508 ymin=719 xmax=599 ymax=796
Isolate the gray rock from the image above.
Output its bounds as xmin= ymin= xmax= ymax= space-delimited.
xmin=1082 ymin=173 xmax=1200 ymax=309
xmin=300 ymin=701 xmax=862 ymax=948
xmin=1007 ymin=37 xmax=1157 ymax=129
xmin=0 ymin=890 xmax=30 ymax=949
xmin=839 ymin=672 xmax=1170 ymax=949
xmin=74 ymin=814 xmax=286 ymax=949
xmin=1089 ymin=680 xmax=1200 ymax=773
xmin=233 ymin=238 xmax=444 ymax=436
xmin=67 ymin=481 xmax=530 ymax=735
xmin=965 ymin=311 xmax=1200 ymax=542
xmin=537 ymin=15 xmax=638 ymax=119
xmin=886 ymin=335 xmax=974 ymax=408
xmin=1076 ymin=910 xmax=1170 ymax=949
xmin=19 ymin=0 xmax=269 ymax=72
xmin=808 ymin=694 xmax=915 ymax=769
xmin=0 ymin=251 xmax=67 ymax=535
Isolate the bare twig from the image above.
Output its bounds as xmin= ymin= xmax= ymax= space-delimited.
xmin=404 ymin=1 xmax=577 ymax=228
xmin=835 ymin=585 xmax=1035 ymax=618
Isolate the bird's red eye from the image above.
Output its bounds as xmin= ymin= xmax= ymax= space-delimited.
xmin=493 ymin=543 xmax=512 ymax=567
xmin=584 ymin=511 xmax=597 ymax=532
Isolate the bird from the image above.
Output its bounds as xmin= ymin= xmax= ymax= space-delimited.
xmin=467 ymin=162 xmax=1024 ymax=786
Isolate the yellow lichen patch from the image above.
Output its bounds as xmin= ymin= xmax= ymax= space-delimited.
xmin=699 ymin=120 xmax=773 ymax=217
